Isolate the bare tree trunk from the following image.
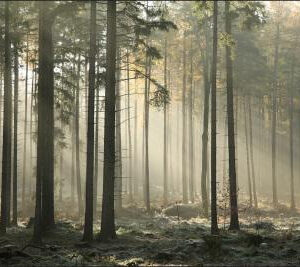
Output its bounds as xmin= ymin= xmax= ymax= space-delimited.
xmin=248 ymin=96 xmax=257 ymax=208
xmin=182 ymin=33 xmax=188 ymax=204
xmin=144 ymin=55 xmax=151 ymax=212
xmin=244 ymin=96 xmax=252 ymax=207
xmin=22 ymin=35 xmax=29 ymax=216
xmin=99 ymin=0 xmax=117 ymax=241
xmin=210 ymin=0 xmax=219 ymax=235
xmin=271 ymin=22 xmax=280 ymax=208
xmin=134 ymin=72 xmax=138 ymax=197
xmin=12 ymin=42 xmax=19 ymax=226
xmin=126 ymin=51 xmax=133 ymax=202
xmin=93 ymin=58 xmax=100 ymax=219
xmin=115 ymin=48 xmax=122 ymax=212
xmin=225 ymin=1 xmax=239 ymax=230
xmin=201 ymin=20 xmax=210 ymax=217
xmin=71 ymin=121 xmax=75 ymax=205
xmin=75 ymin=54 xmax=83 ymax=217
xmin=188 ymin=40 xmax=194 ymax=203
xmin=163 ymin=38 xmax=168 ymax=205
xmin=289 ymin=57 xmax=295 ymax=210
xmin=83 ymin=0 xmax=97 ymax=241
xmin=34 ymin=1 xmax=55 ymax=242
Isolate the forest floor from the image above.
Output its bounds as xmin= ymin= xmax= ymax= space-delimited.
xmin=1 ymin=197 xmax=300 ymax=266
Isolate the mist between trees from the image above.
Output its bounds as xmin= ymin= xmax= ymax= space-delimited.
xmin=0 ymin=1 xmax=300 ymax=266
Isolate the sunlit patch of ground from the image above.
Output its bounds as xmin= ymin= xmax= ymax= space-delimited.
xmin=1 ymin=199 xmax=300 ymax=266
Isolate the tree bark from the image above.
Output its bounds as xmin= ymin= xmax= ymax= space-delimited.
xmin=182 ymin=33 xmax=188 ymax=204
xmin=188 ymin=40 xmax=194 ymax=203
xmin=34 ymin=1 xmax=55 ymax=242
xmin=201 ymin=20 xmax=210 ymax=216
xmin=248 ymin=96 xmax=257 ymax=208
xmin=289 ymin=56 xmax=295 ymax=210
xmin=75 ymin=54 xmax=83 ymax=217
xmin=225 ymin=1 xmax=239 ymax=230
xmin=210 ymin=0 xmax=219 ymax=235
xmin=83 ymin=0 xmax=97 ymax=241
xmin=100 ymin=0 xmax=117 ymax=241
xmin=115 ymin=48 xmax=122 ymax=212
xmin=271 ymin=22 xmax=280 ymax=208
xmin=126 ymin=51 xmax=133 ymax=202
xmin=163 ymin=38 xmax=168 ymax=205
xmin=12 ymin=42 xmax=19 ymax=226
xmin=22 ymin=35 xmax=29 ymax=216
xmin=244 ymin=95 xmax=252 ymax=207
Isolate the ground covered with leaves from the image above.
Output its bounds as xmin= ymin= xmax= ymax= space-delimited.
xmin=1 ymin=199 xmax=300 ymax=266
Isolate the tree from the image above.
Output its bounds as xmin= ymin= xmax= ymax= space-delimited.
xmin=12 ymin=41 xmax=19 ymax=226
xmin=1 ymin=1 xmax=12 ymax=233
xmin=210 ymin=0 xmax=219 ymax=235
xmin=225 ymin=1 xmax=239 ymax=231
xmin=163 ymin=37 xmax=168 ymax=205
xmin=83 ymin=0 xmax=97 ymax=242
xmin=99 ymin=0 xmax=117 ymax=241
xmin=182 ymin=32 xmax=188 ymax=204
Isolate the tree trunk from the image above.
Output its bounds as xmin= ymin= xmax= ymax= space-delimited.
xmin=182 ymin=33 xmax=188 ymax=204
xmin=126 ymin=51 xmax=133 ymax=202
xmin=29 ymin=60 xmax=35 ymax=197
xmin=1 ymin=1 xmax=12 ymax=233
xmin=163 ymin=38 xmax=168 ymax=205
xmin=289 ymin=57 xmax=295 ymax=210
xmin=210 ymin=0 xmax=219 ymax=235
xmin=22 ymin=35 xmax=29 ymax=216
xmin=93 ymin=52 xmax=100 ymax=219
xmin=248 ymin=96 xmax=257 ymax=208
xmin=144 ymin=55 xmax=151 ymax=212
xmin=134 ymin=72 xmax=138 ymax=197
xmin=83 ymin=0 xmax=96 ymax=242
xmin=188 ymin=40 xmax=194 ymax=204
xmin=225 ymin=1 xmax=239 ymax=230
xmin=271 ymin=22 xmax=280 ymax=208
xmin=115 ymin=48 xmax=122 ymax=212
xmin=34 ymin=1 xmax=55 ymax=242
xmin=201 ymin=21 xmax=210 ymax=216
xmin=75 ymin=54 xmax=83 ymax=217
xmin=244 ymin=96 xmax=252 ymax=207
xmin=12 ymin=42 xmax=19 ymax=226
xmin=99 ymin=0 xmax=117 ymax=241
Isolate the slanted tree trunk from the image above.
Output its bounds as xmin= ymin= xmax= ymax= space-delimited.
xmin=75 ymin=54 xmax=83 ymax=217
xmin=248 ymin=96 xmax=257 ymax=208
xmin=210 ymin=0 xmax=219 ymax=235
xmin=271 ymin=22 xmax=280 ymax=208
xmin=182 ymin=33 xmax=188 ymax=204
xmin=83 ymin=0 xmax=96 ymax=242
xmin=12 ymin=42 xmax=19 ymax=226
xmin=201 ymin=20 xmax=210 ymax=216
xmin=163 ymin=38 xmax=168 ymax=205
xmin=225 ymin=1 xmax=239 ymax=230
xmin=99 ymin=0 xmax=117 ymax=241
xmin=22 ymin=35 xmax=29 ymax=216
xmin=244 ymin=95 xmax=252 ymax=207
xmin=115 ymin=48 xmax=122 ymax=212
